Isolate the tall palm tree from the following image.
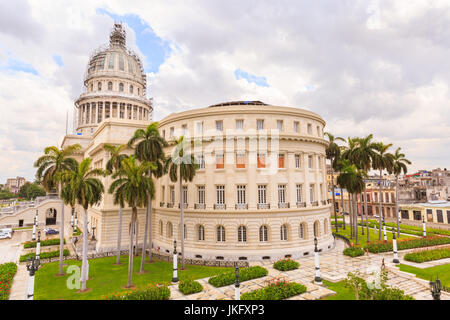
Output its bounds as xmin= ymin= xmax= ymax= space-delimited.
xmin=34 ymin=144 xmax=81 ymax=275
xmin=128 ymin=122 xmax=168 ymax=272
xmin=165 ymin=136 xmax=198 ymax=270
xmin=109 ymin=156 xmax=156 ymax=287
xmin=372 ymin=142 xmax=394 ymax=240
xmin=59 ymin=158 xmax=104 ymax=291
xmin=391 ymin=147 xmax=411 ymax=237
xmin=341 ymin=138 xmax=358 ymax=236
xmin=104 ymin=144 xmax=129 ymax=265
xmin=324 ymin=132 xmax=345 ymax=233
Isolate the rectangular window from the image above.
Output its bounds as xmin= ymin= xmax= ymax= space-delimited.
xmin=277 ymin=120 xmax=283 ymax=131
xmin=308 ymin=155 xmax=313 ymax=169
xmin=237 ymin=185 xmax=246 ymax=204
xmin=182 ymin=124 xmax=187 ymax=136
xmin=119 ymin=54 xmax=124 ymax=71
xmin=161 ymin=186 xmax=165 ymax=202
xmin=447 ymin=211 xmax=450 ymax=224
xmin=162 ymin=130 xmax=165 ymax=139
xmin=216 ymin=153 xmax=224 ymax=169
xmin=258 ymin=185 xmax=267 ymax=204
xmin=216 ymin=120 xmax=223 ymax=132
xmin=170 ymin=127 xmax=174 ymax=137
xmin=197 ymin=154 xmax=205 ymax=169
xmin=294 ymin=121 xmax=299 ymax=133
xmin=278 ymin=154 xmax=285 ymax=168
xmin=316 ymin=126 xmax=320 ymax=137
xmin=310 ymin=184 xmax=315 ymax=202
xmin=401 ymin=210 xmax=409 ymax=220
xmin=108 ymin=53 xmax=115 ymax=69
xmin=437 ymin=210 xmax=444 ymax=223
xmin=257 ymin=119 xmax=264 ymax=131
xmin=278 ymin=185 xmax=286 ymax=204
xmin=216 ymin=186 xmax=225 ymax=204
xmin=296 ymin=185 xmax=302 ymax=203
xmin=197 ymin=186 xmax=205 ymax=204
xmin=413 ymin=210 xmax=422 ymax=221
xmin=236 ymin=119 xmax=244 ymax=130
xmin=257 ymin=153 xmax=266 ymax=168
xmin=295 ymin=154 xmax=301 ymax=168
xmin=182 ymin=186 xmax=188 ymax=205
xmin=427 ymin=209 xmax=433 ymax=222
xmin=307 ymin=123 xmax=312 ymax=134
xmin=236 ymin=153 xmax=245 ymax=168
xmin=170 ymin=186 xmax=175 ymax=204
xmin=196 ymin=121 xmax=203 ymax=135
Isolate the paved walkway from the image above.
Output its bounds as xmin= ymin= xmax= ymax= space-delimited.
xmin=9 ymin=263 xmax=28 ymax=300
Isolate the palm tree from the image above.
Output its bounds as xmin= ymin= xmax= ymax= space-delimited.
xmin=341 ymin=138 xmax=358 ymax=236
xmin=128 ymin=122 xmax=168 ymax=272
xmin=104 ymin=143 xmax=129 ymax=265
xmin=109 ymin=156 xmax=156 ymax=287
xmin=165 ymin=136 xmax=198 ymax=270
xmin=372 ymin=142 xmax=394 ymax=240
xmin=353 ymin=134 xmax=378 ymax=242
xmin=34 ymin=144 xmax=81 ymax=275
xmin=59 ymin=158 xmax=104 ymax=291
xmin=391 ymin=147 xmax=411 ymax=237
xmin=324 ymin=132 xmax=345 ymax=233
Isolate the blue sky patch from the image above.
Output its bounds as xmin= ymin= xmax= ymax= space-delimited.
xmin=52 ymin=54 xmax=63 ymax=67
xmin=234 ymin=68 xmax=269 ymax=87
xmin=97 ymin=8 xmax=171 ymax=73
xmin=2 ymin=57 xmax=38 ymax=75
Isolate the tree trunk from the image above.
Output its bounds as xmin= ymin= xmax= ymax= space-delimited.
xmin=140 ymin=198 xmax=150 ymax=273
xmin=331 ymin=170 xmax=338 ymax=233
xmin=341 ymin=187 xmax=346 ymax=230
xmin=127 ymin=208 xmax=136 ymax=287
xmin=81 ymin=208 xmax=88 ymax=291
xmin=148 ymin=195 xmax=153 ymax=263
xmin=379 ymin=169 xmax=383 ymax=240
xmin=353 ymin=194 xmax=359 ymax=245
xmin=349 ymin=192 xmax=353 ymax=238
xmin=179 ymin=167 xmax=185 ymax=270
xmin=360 ymin=193 xmax=364 ymax=235
xmin=135 ymin=220 xmax=138 ymax=256
xmin=116 ymin=205 xmax=123 ymax=264
xmin=58 ymin=183 xmax=64 ymax=275
xmin=395 ymin=176 xmax=400 ymax=238
xmin=364 ymin=185 xmax=369 ymax=243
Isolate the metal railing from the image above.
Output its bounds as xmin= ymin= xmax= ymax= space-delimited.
xmin=178 ymin=203 xmax=188 ymax=209
xmin=278 ymin=202 xmax=290 ymax=209
xmin=235 ymin=203 xmax=248 ymax=210
xmin=311 ymin=201 xmax=319 ymax=207
xmin=257 ymin=203 xmax=270 ymax=209
xmin=167 ymin=203 xmax=174 ymax=208
xmin=214 ymin=203 xmax=226 ymax=210
xmin=296 ymin=202 xmax=307 ymax=208
xmin=194 ymin=203 xmax=206 ymax=209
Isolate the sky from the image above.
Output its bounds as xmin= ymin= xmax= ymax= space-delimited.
xmin=0 ymin=0 xmax=449 ymax=183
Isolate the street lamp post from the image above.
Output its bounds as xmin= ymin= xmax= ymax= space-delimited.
xmin=314 ymin=237 xmax=322 ymax=285
xmin=422 ymin=217 xmax=427 ymax=237
xmin=36 ymin=230 xmax=41 ymax=261
xmin=70 ymin=210 xmax=74 ymax=227
xmin=383 ymin=220 xmax=387 ymax=242
xmin=32 ymin=215 xmax=37 ymax=241
xmin=392 ymin=229 xmax=399 ymax=264
xmin=235 ymin=266 xmax=240 ymax=300
xmin=430 ymin=277 xmax=441 ymax=300
xmin=73 ymin=213 xmax=78 ymax=234
xmin=172 ymin=240 xmax=178 ymax=283
xmin=26 ymin=257 xmax=40 ymax=300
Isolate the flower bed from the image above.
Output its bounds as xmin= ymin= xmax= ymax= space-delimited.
xmin=19 ymin=249 xmax=70 ymax=262
xmin=364 ymin=236 xmax=450 ymax=253
xmin=404 ymin=247 xmax=450 ymax=263
xmin=241 ymin=279 xmax=307 ymax=300
xmin=343 ymin=246 xmax=365 ymax=257
xmin=23 ymin=238 xmax=65 ymax=248
xmin=0 ymin=263 xmax=17 ymax=300
xmin=208 ymin=266 xmax=268 ymax=288
xmin=178 ymin=280 xmax=203 ymax=295
xmin=103 ymin=283 xmax=170 ymax=300
xmin=273 ymin=259 xmax=299 ymax=271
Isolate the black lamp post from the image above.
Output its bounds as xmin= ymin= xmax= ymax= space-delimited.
xmin=172 ymin=240 xmax=178 ymax=283
xmin=26 ymin=256 xmax=40 ymax=300
xmin=235 ymin=266 xmax=240 ymax=300
xmin=430 ymin=277 xmax=441 ymax=300
xmin=314 ymin=237 xmax=322 ymax=284
xmin=392 ymin=228 xmax=399 ymax=264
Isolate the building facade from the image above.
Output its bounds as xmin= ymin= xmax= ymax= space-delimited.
xmin=5 ymin=177 xmax=26 ymax=194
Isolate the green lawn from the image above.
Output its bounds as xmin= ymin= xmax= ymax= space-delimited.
xmin=322 ymin=280 xmax=355 ymax=300
xmin=34 ymin=255 xmax=232 ymax=300
xmin=398 ymin=264 xmax=450 ymax=287
xmin=334 ymin=225 xmax=415 ymax=247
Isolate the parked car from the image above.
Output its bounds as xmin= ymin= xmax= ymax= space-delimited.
xmin=0 ymin=231 xmax=12 ymax=239
xmin=44 ymin=228 xmax=59 ymax=235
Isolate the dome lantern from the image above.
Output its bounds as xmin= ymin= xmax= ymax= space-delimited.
xmin=110 ymin=23 xmax=126 ymax=48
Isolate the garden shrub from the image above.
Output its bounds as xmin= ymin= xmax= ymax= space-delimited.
xmin=343 ymin=246 xmax=365 ymax=257
xmin=404 ymin=247 xmax=450 ymax=263
xmin=241 ymin=280 xmax=306 ymax=300
xmin=178 ymin=279 xmax=203 ymax=295
xmin=103 ymin=283 xmax=170 ymax=300
xmin=208 ymin=266 xmax=268 ymax=288
xmin=19 ymin=249 xmax=70 ymax=262
xmin=23 ymin=238 xmax=65 ymax=248
xmin=0 ymin=262 xmax=17 ymax=300
xmin=364 ymin=236 xmax=450 ymax=253
xmin=273 ymin=259 xmax=299 ymax=271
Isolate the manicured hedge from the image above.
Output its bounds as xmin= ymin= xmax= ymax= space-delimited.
xmin=343 ymin=246 xmax=365 ymax=257
xmin=178 ymin=280 xmax=203 ymax=295
xmin=103 ymin=283 xmax=170 ymax=300
xmin=241 ymin=280 xmax=307 ymax=300
xmin=19 ymin=249 xmax=70 ymax=262
xmin=208 ymin=266 xmax=268 ymax=288
xmin=273 ymin=259 xmax=299 ymax=271
xmin=404 ymin=247 xmax=450 ymax=263
xmin=0 ymin=263 xmax=17 ymax=300
xmin=364 ymin=236 xmax=450 ymax=253
xmin=23 ymin=238 xmax=65 ymax=248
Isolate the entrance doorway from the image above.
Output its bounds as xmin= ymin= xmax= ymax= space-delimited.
xmin=45 ymin=208 xmax=57 ymax=225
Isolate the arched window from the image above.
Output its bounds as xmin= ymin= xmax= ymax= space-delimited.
xmin=98 ymin=82 xmax=102 ymax=91
xmin=259 ymin=225 xmax=268 ymax=242
xmin=179 ymin=223 xmax=187 ymax=240
xmin=324 ymin=218 xmax=328 ymax=235
xmin=108 ymin=82 xmax=113 ymax=91
xmin=217 ymin=225 xmax=225 ymax=242
xmin=159 ymin=220 xmax=163 ymax=235
xmin=166 ymin=222 xmax=173 ymax=238
xmin=90 ymin=83 xmax=93 ymax=92
xmin=299 ymin=223 xmax=306 ymax=239
xmin=119 ymin=83 xmax=124 ymax=92
xmin=130 ymin=85 xmax=134 ymax=94
xmin=313 ymin=220 xmax=320 ymax=238
xmin=280 ymin=224 xmax=288 ymax=241
xmin=238 ymin=226 xmax=247 ymax=243
xmin=197 ymin=225 xmax=205 ymax=241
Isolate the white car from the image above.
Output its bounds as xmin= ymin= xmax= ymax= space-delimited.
xmin=0 ymin=231 xmax=12 ymax=239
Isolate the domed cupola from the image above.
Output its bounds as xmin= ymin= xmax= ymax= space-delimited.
xmin=74 ymin=23 xmax=153 ymax=136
